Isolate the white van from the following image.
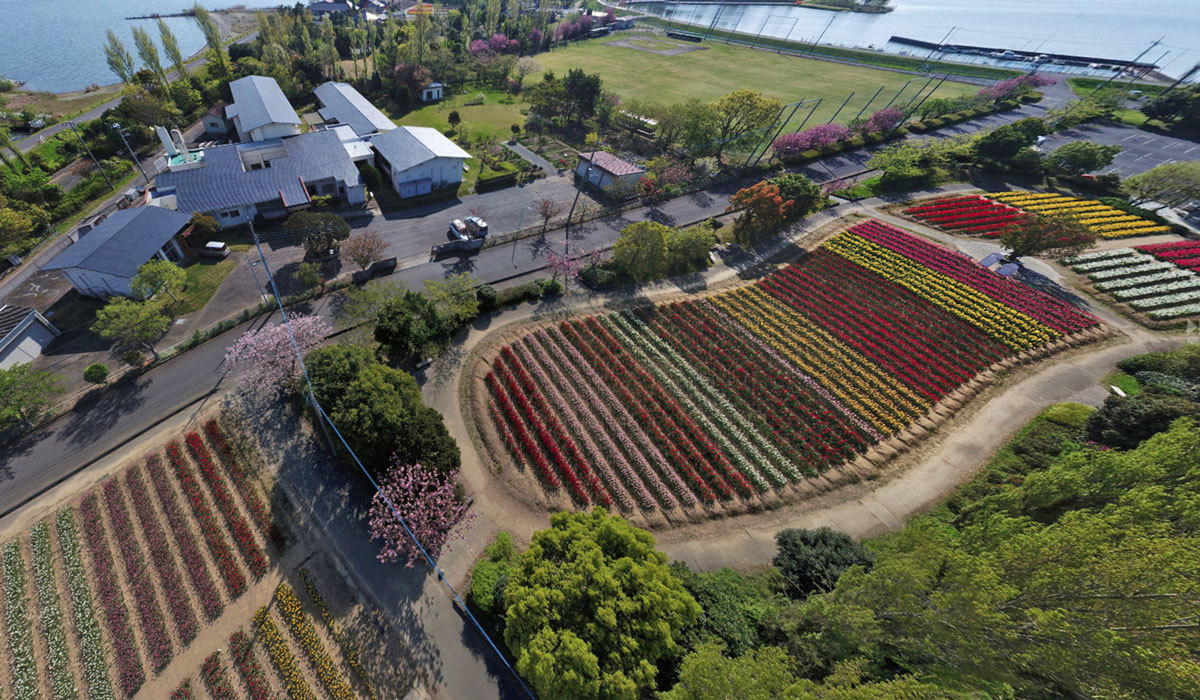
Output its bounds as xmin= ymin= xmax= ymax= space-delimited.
xmin=202 ymin=241 xmax=230 ymax=259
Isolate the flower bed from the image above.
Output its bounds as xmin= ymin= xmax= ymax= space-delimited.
xmin=1136 ymin=241 xmax=1200 ymax=272
xmin=55 ymin=508 xmax=116 ymax=700
xmin=3 ymin=540 xmax=40 ymax=700
xmin=482 ymin=219 xmax=1095 ymax=512
xmin=201 ymin=651 xmax=237 ymax=700
xmin=274 ymin=581 xmax=354 ymax=700
xmin=298 ymin=568 xmax=378 ymax=699
xmin=203 ymin=419 xmax=287 ymax=551
xmin=230 ymin=629 xmax=273 ymax=700
xmin=170 ymin=680 xmax=194 ymax=700
xmin=30 ymin=523 xmax=78 ymax=700
xmin=1064 ymin=246 xmax=1200 ymax=321
xmin=254 ymin=605 xmax=317 ymax=700
xmin=78 ymin=492 xmax=145 ymax=696
xmin=185 ymin=432 xmax=269 ymax=578
xmin=163 ymin=441 xmax=248 ymax=597
xmin=904 ymin=195 xmax=1027 ymax=238
xmin=986 ymin=192 xmax=1171 ymax=239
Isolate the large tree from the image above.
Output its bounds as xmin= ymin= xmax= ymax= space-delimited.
xmin=91 ymin=298 xmax=171 ymax=358
xmin=709 ymin=89 xmax=781 ymax=160
xmin=131 ymin=259 xmax=186 ymax=302
xmin=131 ymin=26 xmax=169 ymax=88
xmin=423 ymin=273 xmax=479 ymax=326
xmin=367 ymin=459 xmax=473 ymax=566
xmin=374 ymin=290 xmax=451 ymax=365
xmin=0 ymin=363 xmax=64 ymax=429
xmin=222 ymin=314 xmax=330 ymax=393
xmin=157 ymin=18 xmax=188 ymax=81
xmin=1044 ymin=140 xmax=1122 ymax=175
xmin=999 ymin=211 xmax=1096 ymax=260
xmin=1122 ymin=161 xmax=1200 ymax=208
xmin=504 ymin=509 xmax=701 ymax=698
xmin=341 ymin=230 xmax=386 ymax=271
xmin=104 ymin=29 xmax=137 ymax=85
xmin=728 ymin=181 xmax=793 ymax=245
xmin=613 ymin=221 xmax=669 ymax=281
xmin=192 ymin=4 xmax=227 ymax=75
xmin=773 ymin=527 xmax=874 ymax=599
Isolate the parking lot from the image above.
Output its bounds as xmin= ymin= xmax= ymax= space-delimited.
xmin=1041 ymin=121 xmax=1199 ymax=177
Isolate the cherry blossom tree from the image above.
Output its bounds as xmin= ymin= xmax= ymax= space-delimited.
xmin=772 ymin=123 xmax=852 ymax=159
xmin=544 ymin=244 xmax=588 ymax=282
xmin=864 ymin=107 xmax=904 ymax=134
xmin=368 ymin=459 xmax=475 ymax=566
xmin=222 ymin=314 xmax=330 ymax=393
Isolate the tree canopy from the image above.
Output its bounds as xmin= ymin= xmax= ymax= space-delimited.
xmin=1122 ymin=161 xmax=1200 ymax=208
xmin=1044 ymin=140 xmax=1122 ymax=175
xmin=91 ymin=298 xmax=171 ymax=357
xmin=131 ymin=259 xmax=186 ymax=302
xmin=999 ymin=211 xmax=1097 ymax=260
xmin=612 ymin=221 xmax=669 ymax=281
xmin=0 ymin=363 xmax=64 ymax=429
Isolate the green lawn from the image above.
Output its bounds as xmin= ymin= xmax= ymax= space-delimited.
xmin=172 ymin=258 xmax=237 ymax=316
xmin=538 ymin=34 xmax=978 ymax=126
xmin=389 ymin=88 xmax=526 ymax=143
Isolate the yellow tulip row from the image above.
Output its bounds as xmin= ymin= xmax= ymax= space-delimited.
xmin=254 ymin=606 xmax=316 ymax=700
xmin=715 ymin=287 xmax=925 ymax=432
xmin=822 ymin=234 xmax=1058 ymax=349
xmin=274 ymin=582 xmax=355 ymax=700
xmin=985 ymin=192 xmax=1167 ymax=239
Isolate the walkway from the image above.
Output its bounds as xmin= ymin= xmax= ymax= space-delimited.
xmin=504 ymin=141 xmax=557 ymax=177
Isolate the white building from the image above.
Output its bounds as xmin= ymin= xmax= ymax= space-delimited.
xmin=43 ymin=207 xmax=192 ymax=298
xmin=420 ymin=82 xmax=444 ymax=103
xmin=314 ymin=81 xmax=396 ymax=137
xmin=575 ymin=151 xmax=645 ymax=189
xmin=202 ymin=101 xmax=232 ymax=136
xmin=0 ymin=306 xmax=59 ymax=370
xmin=227 ymin=75 xmax=303 ymax=143
xmin=370 ymin=126 xmax=471 ymax=198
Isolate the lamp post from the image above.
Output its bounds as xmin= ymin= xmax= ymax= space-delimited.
xmin=512 ymin=204 xmax=532 ymax=266
xmin=65 ymin=121 xmax=116 ymax=191
xmin=112 ymin=122 xmax=149 ymax=185
xmin=249 ymin=260 xmax=268 ymax=303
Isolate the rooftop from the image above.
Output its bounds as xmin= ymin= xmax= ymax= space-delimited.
xmin=0 ymin=305 xmax=39 ymax=343
xmin=43 ymin=207 xmax=193 ymax=279
xmin=314 ymin=81 xmax=396 ymax=137
xmin=578 ymin=150 xmax=644 ymax=177
xmin=370 ymin=126 xmax=471 ymax=174
xmin=229 ymin=75 xmax=302 ymax=133
xmin=155 ymin=130 xmax=362 ymax=214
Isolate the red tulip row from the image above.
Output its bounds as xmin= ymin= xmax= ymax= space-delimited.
xmin=1136 ymin=241 xmax=1200 ymax=272
xmin=489 ymin=399 xmax=525 ymax=469
xmin=185 ymin=433 xmax=268 ymax=578
xmin=124 ymin=463 xmax=199 ymax=645
xmin=164 ymin=441 xmax=248 ymax=596
xmin=78 ymin=492 xmax=145 ymax=696
xmin=904 ymin=195 xmax=987 ymax=214
xmin=102 ymin=478 xmax=173 ymax=671
xmin=500 ymin=346 xmax=614 ymax=507
xmin=491 ymin=359 xmax=590 ymax=503
xmin=562 ymin=318 xmax=729 ymax=500
xmin=485 ymin=371 xmax=561 ymax=488
xmin=203 ymin=420 xmax=287 ymax=552
xmin=906 ymin=197 xmax=1029 ymax=237
xmin=851 ymin=220 xmax=1098 ymax=333
xmin=201 ymin=651 xmax=238 ymax=700
xmin=230 ymin=629 xmax=273 ymax=700
xmin=651 ymin=300 xmax=872 ymax=471
xmin=171 ymin=680 xmax=194 ymax=699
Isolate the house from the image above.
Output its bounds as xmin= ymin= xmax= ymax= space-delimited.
xmin=202 ymin=101 xmax=232 ymax=136
xmin=0 ymin=305 xmax=60 ymax=370
xmin=370 ymin=126 xmax=471 ymax=198
xmin=314 ymin=81 xmax=396 ymax=137
xmin=310 ymin=1 xmax=354 ymax=18
xmin=152 ymin=130 xmax=366 ymax=228
xmin=420 ymin=82 xmax=444 ymax=103
xmin=42 ymin=207 xmax=193 ymax=298
xmin=575 ymin=151 xmax=645 ymax=189
xmin=226 ymin=75 xmax=302 ymax=143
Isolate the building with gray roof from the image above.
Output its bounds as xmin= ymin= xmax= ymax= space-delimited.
xmin=0 ymin=305 xmax=59 ymax=370
xmin=153 ymin=130 xmax=366 ymax=229
xmin=228 ymin=75 xmax=302 ymax=143
xmin=43 ymin=207 xmax=193 ymax=298
xmin=370 ymin=126 xmax=471 ymax=198
xmin=314 ymin=81 xmax=396 ymax=137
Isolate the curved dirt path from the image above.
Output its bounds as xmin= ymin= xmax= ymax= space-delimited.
xmin=425 ymin=204 xmax=1180 ymax=579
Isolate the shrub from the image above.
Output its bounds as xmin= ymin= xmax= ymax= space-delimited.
xmin=1085 ymin=393 xmax=1200 ymax=449
xmin=773 ymin=527 xmax=874 ymax=598
xmin=540 ymin=278 xmax=562 ymax=295
xmin=475 ymin=284 xmax=498 ymax=311
xmin=84 ymin=363 xmax=109 ymax=384
xmin=121 ymin=349 xmax=145 ymax=366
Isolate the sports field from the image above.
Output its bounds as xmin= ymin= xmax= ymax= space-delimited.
xmin=537 ymin=33 xmax=979 ymax=127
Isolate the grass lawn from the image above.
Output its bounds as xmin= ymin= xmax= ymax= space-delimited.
xmin=390 ymin=88 xmax=526 ymax=143
xmin=537 ymin=34 xmax=978 ymax=127
xmin=172 ymin=258 xmax=238 ymax=316
xmin=1103 ymin=371 xmax=1142 ymax=396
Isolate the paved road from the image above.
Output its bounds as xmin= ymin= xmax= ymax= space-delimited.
xmin=1041 ymin=120 xmax=1200 ymax=177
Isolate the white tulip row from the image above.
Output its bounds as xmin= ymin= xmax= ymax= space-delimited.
xmin=1111 ymin=278 xmax=1200 ymax=300
xmin=3 ymin=539 xmax=40 ymax=700
xmin=1130 ymin=290 xmax=1200 ymax=310
xmin=1094 ymin=268 xmax=1194 ymax=291
xmin=31 ymin=522 xmax=81 ymax=700
xmin=1064 ymin=248 xmax=1136 ymax=264
xmin=56 ymin=507 xmax=117 ymax=700
xmin=1088 ymin=260 xmax=1175 ymax=281
xmin=1149 ymin=302 xmax=1200 ymax=319
xmin=1072 ymin=251 xmax=1145 ymax=272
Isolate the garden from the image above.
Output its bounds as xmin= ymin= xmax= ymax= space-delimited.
xmin=0 ymin=416 xmax=382 ymax=699
xmin=1064 ymin=243 xmax=1200 ymax=321
xmin=904 ymin=192 xmax=1173 ymax=239
xmin=472 ymin=219 xmax=1101 ymax=517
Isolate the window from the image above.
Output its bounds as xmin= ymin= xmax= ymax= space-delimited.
xmin=220 ymin=209 xmax=238 ymax=219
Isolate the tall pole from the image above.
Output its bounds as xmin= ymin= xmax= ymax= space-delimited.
xmin=704 ymin=1 xmax=727 ymax=40
xmin=826 ymin=91 xmax=855 ymax=124
xmin=881 ymin=79 xmax=914 ymax=110
xmin=249 ymin=260 xmax=268 ymax=302
xmin=806 ymin=13 xmax=836 ymax=56
xmin=1158 ymin=62 xmax=1200 ymax=98
xmin=750 ymin=12 xmax=771 ymax=49
xmin=1090 ymin=37 xmax=1163 ymax=94
xmin=916 ymin=26 xmax=955 ymax=74
xmin=66 ymin=121 xmax=116 ymax=191
xmin=112 ymin=122 xmax=149 ymax=185
xmin=853 ymin=85 xmax=887 ymax=120
xmin=512 ymin=204 xmax=531 ymax=266
xmin=792 ymin=97 xmax=822 ymax=132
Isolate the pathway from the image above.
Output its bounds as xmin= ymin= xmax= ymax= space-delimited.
xmin=504 ymin=141 xmax=557 ymax=177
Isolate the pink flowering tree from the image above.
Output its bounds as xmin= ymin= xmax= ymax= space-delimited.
xmin=368 ymin=460 xmax=475 ymax=566
xmin=603 ymin=8 xmax=616 ymax=25
xmin=222 ymin=314 xmax=330 ymax=393
xmin=772 ymin=123 xmax=852 ymax=159
xmin=488 ymin=33 xmax=510 ymax=52
xmin=529 ymin=27 xmax=543 ymax=48
xmin=579 ymin=14 xmax=593 ymax=33
xmin=468 ymin=39 xmax=489 ymax=57
xmin=544 ymin=244 xmax=588 ymax=282
xmin=978 ymin=74 xmax=1057 ymax=102
xmin=864 ymin=107 xmax=904 ymax=134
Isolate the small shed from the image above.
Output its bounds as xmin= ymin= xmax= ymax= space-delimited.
xmin=420 ymin=82 xmax=444 ymax=103
xmin=575 ymin=151 xmax=645 ymax=189
xmin=0 ymin=305 xmax=59 ymax=370
xmin=202 ymin=101 xmax=231 ymax=136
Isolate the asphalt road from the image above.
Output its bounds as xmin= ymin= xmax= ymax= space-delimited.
xmin=1041 ymin=121 xmax=1200 ymax=177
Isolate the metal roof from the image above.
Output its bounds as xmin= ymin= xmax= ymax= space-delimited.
xmin=314 ymin=81 xmax=396 ymax=137
xmin=43 ymin=207 xmax=193 ymax=278
xmin=229 ymin=75 xmax=302 ymax=133
xmin=369 ymin=126 xmax=471 ymax=174
xmin=0 ymin=305 xmax=35 ymax=342
xmin=155 ymin=130 xmax=363 ymax=214
xmin=578 ymin=151 xmax=644 ymax=177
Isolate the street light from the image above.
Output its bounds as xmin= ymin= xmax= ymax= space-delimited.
xmin=65 ymin=120 xmax=116 ymax=191
xmin=111 ymin=122 xmax=149 ymax=185
xmin=512 ymin=204 xmax=533 ymax=266
xmin=249 ymin=260 xmax=268 ymax=303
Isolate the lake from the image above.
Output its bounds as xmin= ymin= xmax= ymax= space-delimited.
xmin=0 ymin=0 xmax=208 ymax=93
xmin=639 ymin=0 xmax=1200 ymax=80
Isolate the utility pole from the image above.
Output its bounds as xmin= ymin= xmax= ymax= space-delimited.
xmin=65 ymin=121 xmax=116 ymax=191
xmin=853 ymin=85 xmax=887 ymax=121
xmin=1158 ymin=62 xmax=1200 ymax=98
xmin=916 ymin=26 xmax=955 ymax=74
xmin=112 ymin=122 xmax=149 ymax=185
xmin=704 ymin=1 xmax=727 ymax=41
xmin=1091 ymin=37 xmax=1163 ymax=95
xmin=806 ymin=13 xmax=836 ymax=56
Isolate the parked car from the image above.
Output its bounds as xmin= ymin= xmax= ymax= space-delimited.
xmin=202 ymin=241 xmax=230 ymax=259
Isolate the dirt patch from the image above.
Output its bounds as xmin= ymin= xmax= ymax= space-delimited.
xmin=607 ymin=35 xmax=709 ymax=57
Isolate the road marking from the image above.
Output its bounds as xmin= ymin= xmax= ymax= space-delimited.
xmin=1184 ymin=146 xmax=1198 ymax=154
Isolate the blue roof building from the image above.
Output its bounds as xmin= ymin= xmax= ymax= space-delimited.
xmin=314 ymin=81 xmax=396 ymax=137
xmin=227 ymin=75 xmax=302 ymax=143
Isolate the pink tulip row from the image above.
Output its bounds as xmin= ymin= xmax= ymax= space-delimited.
xmin=203 ymin=420 xmax=287 ymax=552
xmin=230 ymin=629 xmax=273 ymax=700
xmin=540 ymin=326 xmax=688 ymax=508
xmin=124 ymin=463 xmax=200 ymax=644
xmin=102 ymin=478 xmax=173 ymax=671
xmin=851 ymin=220 xmax=1098 ymax=333
xmin=78 ymin=492 xmax=145 ymax=696
xmin=185 ymin=433 xmax=268 ymax=578
xmin=201 ymin=651 xmax=238 ymax=700
xmin=164 ymin=441 xmax=248 ymax=597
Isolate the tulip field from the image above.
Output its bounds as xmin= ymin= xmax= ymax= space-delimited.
xmin=483 ymin=220 xmax=1100 ymax=513
xmin=905 ymin=192 xmax=1172 ymax=239
xmin=1065 ymin=242 xmax=1200 ymax=320
xmin=0 ymin=419 xmax=372 ymax=700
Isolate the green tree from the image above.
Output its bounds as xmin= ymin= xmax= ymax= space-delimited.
xmin=91 ymin=298 xmax=170 ymax=358
xmin=374 ymin=290 xmax=450 ymax=364
xmin=1044 ymin=140 xmax=1122 ymax=175
xmin=1141 ymin=84 xmax=1200 ymax=128
xmin=767 ymin=174 xmax=823 ymax=218
xmin=83 ymin=363 xmax=110 ymax=385
xmin=104 ymin=29 xmax=137 ymax=85
xmin=359 ymin=164 xmax=384 ymax=195
xmin=709 ymin=89 xmax=781 ymax=160
xmin=296 ymin=261 xmax=323 ymax=290
xmin=131 ymin=259 xmax=186 ymax=302
xmin=663 ymin=643 xmax=801 ymax=700
xmin=652 ymin=98 xmax=719 ymax=152
xmin=131 ymin=26 xmax=169 ymax=87
xmin=447 ymin=110 xmax=461 ymax=133
xmin=192 ymin=4 xmax=227 ymax=74
xmin=972 ymin=118 xmax=1046 ymax=163
xmin=1085 ymin=393 xmax=1200 ymax=449
xmin=998 ymin=211 xmax=1096 ymax=260
xmin=613 ymin=221 xmax=669 ymax=281
xmin=188 ymin=212 xmax=220 ymax=240
xmin=665 ymin=224 xmax=715 ymax=275
xmin=672 ymin=565 xmax=783 ymax=657
xmin=1122 ymin=161 xmax=1200 ymax=208
xmin=0 ymin=363 xmax=64 ymax=429
xmin=423 ymin=273 xmax=479 ymax=325
xmin=563 ymin=68 xmax=603 ymax=123
xmin=283 ymin=211 xmax=351 ymax=258
xmin=773 ymin=528 xmax=874 ymax=599
xmin=157 ymin=18 xmax=188 ymax=81
xmin=504 ymin=508 xmax=701 ymax=699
